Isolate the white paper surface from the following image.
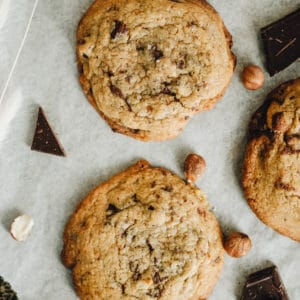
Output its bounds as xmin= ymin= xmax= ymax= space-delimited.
xmin=0 ymin=1 xmax=299 ymax=299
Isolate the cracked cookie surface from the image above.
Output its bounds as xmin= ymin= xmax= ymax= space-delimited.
xmin=62 ymin=160 xmax=224 ymax=299
xmin=242 ymin=78 xmax=300 ymax=242
xmin=77 ymin=0 xmax=235 ymax=141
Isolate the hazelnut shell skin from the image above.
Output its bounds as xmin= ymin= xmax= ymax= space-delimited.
xmin=184 ymin=154 xmax=206 ymax=183
xmin=242 ymin=65 xmax=264 ymax=90
xmin=224 ymin=232 xmax=252 ymax=258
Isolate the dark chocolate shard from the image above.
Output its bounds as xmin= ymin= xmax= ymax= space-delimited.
xmin=241 ymin=266 xmax=289 ymax=300
xmin=110 ymin=20 xmax=128 ymax=39
xmin=31 ymin=107 xmax=65 ymax=157
xmin=0 ymin=276 xmax=18 ymax=300
xmin=106 ymin=204 xmax=121 ymax=215
xmin=261 ymin=8 xmax=300 ymax=76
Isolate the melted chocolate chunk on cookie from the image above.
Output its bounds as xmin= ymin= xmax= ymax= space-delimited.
xmin=129 ymin=261 xmax=142 ymax=281
xmin=31 ymin=107 xmax=65 ymax=157
xmin=146 ymin=288 xmax=163 ymax=298
xmin=136 ymin=44 xmax=146 ymax=52
xmin=0 ymin=276 xmax=18 ymax=300
xmin=161 ymin=87 xmax=176 ymax=97
xmin=261 ymin=8 xmax=300 ymax=76
xmin=248 ymin=80 xmax=296 ymax=141
xmin=274 ymin=178 xmax=295 ymax=191
xmin=107 ymin=70 xmax=114 ymax=77
xmin=129 ymin=128 xmax=140 ymax=134
xmin=110 ymin=84 xmax=124 ymax=98
xmin=106 ymin=204 xmax=121 ymax=216
xmin=132 ymin=267 xmax=141 ymax=281
xmin=146 ymin=239 xmax=154 ymax=252
xmin=111 ymin=20 xmax=128 ymax=39
xmin=153 ymin=272 xmax=162 ymax=285
xmin=151 ymin=45 xmax=163 ymax=61
xmin=162 ymin=185 xmax=173 ymax=192
xmin=241 ymin=266 xmax=289 ymax=300
xmin=177 ymin=59 xmax=186 ymax=69
xmin=124 ymin=99 xmax=132 ymax=111
xmin=121 ymin=284 xmax=125 ymax=294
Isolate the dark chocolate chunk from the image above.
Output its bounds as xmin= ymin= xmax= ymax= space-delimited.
xmin=146 ymin=239 xmax=154 ymax=252
xmin=109 ymin=84 xmax=124 ymax=98
xmin=261 ymin=8 xmax=300 ymax=76
xmin=132 ymin=271 xmax=141 ymax=281
xmin=121 ymin=284 xmax=125 ymax=294
xmin=31 ymin=107 xmax=65 ymax=157
xmin=132 ymin=194 xmax=138 ymax=202
xmin=136 ymin=44 xmax=145 ymax=51
xmin=129 ymin=128 xmax=140 ymax=134
xmin=274 ymin=178 xmax=295 ymax=191
xmin=161 ymin=87 xmax=176 ymax=97
xmin=241 ymin=266 xmax=289 ymax=300
xmin=107 ymin=70 xmax=114 ymax=77
xmin=151 ymin=45 xmax=163 ymax=60
xmin=162 ymin=185 xmax=173 ymax=192
xmin=146 ymin=288 xmax=162 ymax=298
xmin=153 ymin=272 xmax=161 ymax=284
xmin=124 ymin=98 xmax=132 ymax=111
xmin=111 ymin=20 xmax=128 ymax=39
xmin=177 ymin=60 xmax=185 ymax=69
xmin=106 ymin=204 xmax=121 ymax=215
xmin=0 ymin=276 xmax=18 ymax=300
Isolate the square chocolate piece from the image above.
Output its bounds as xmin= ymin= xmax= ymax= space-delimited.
xmin=241 ymin=266 xmax=289 ymax=300
xmin=261 ymin=8 xmax=300 ymax=76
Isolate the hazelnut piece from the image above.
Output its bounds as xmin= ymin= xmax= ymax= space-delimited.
xmin=242 ymin=65 xmax=264 ymax=90
xmin=184 ymin=154 xmax=206 ymax=183
xmin=10 ymin=214 xmax=34 ymax=242
xmin=224 ymin=232 xmax=252 ymax=258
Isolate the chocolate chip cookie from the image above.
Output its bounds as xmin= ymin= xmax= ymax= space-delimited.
xmin=62 ymin=160 xmax=224 ymax=299
xmin=77 ymin=0 xmax=235 ymax=141
xmin=242 ymin=78 xmax=300 ymax=242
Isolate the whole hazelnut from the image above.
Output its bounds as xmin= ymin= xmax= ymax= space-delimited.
xmin=224 ymin=232 xmax=252 ymax=258
xmin=242 ymin=65 xmax=264 ymax=90
xmin=184 ymin=153 xmax=206 ymax=183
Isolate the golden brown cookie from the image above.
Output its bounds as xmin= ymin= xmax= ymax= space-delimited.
xmin=242 ymin=78 xmax=300 ymax=242
xmin=62 ymin=160 xmax=224 ymax=299
xmin=77 ymin=0 xmax=235 ymax=141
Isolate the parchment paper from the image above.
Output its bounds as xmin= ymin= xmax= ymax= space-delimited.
xmin=0 ymin=1 xmax=299 ymax=299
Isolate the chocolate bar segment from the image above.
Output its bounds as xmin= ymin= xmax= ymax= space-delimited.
xmin=261 ymin=8 xmax=300 ymax=76
xmin=31 ymin=107 xmax=65 ymax=157
xmin=241 ymin=266 xmax=289 ymax=300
